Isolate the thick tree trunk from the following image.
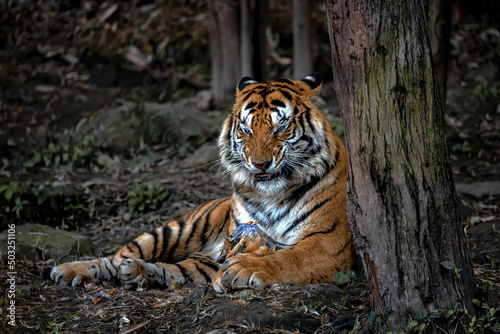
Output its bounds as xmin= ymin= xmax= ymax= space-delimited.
xmin=325 ymin=0 xmax=476 ymax=331
xmin=207 ymin=0 xmax=240 ymax=104
xmin=427 ymin=0 xmax=451 ymax=106
xmin=293 ymin=0 xmax=312 ymax=79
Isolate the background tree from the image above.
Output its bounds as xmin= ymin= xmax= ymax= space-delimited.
xmin=325 ymin=0 xmax=477 ymax=331
xmin=426 ymin=0 xmax=451 ymax=107
xmin=207 ymin=0 xmax=240 ymax=103
xmin=293 ymin=0 xmax=312 ymax=79
xmin=240 ymin=0 xmax=253 ymax=77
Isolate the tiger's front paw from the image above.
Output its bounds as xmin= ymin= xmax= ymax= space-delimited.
xmin=46 ymin=262 xmax=95 ymax=286
xmin=213 ymin=254 xmax=273 ymax=293
xmin=119 ymin=259 xmax=158 ymax=288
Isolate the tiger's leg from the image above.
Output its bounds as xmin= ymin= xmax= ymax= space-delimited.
xmin=213 ymin=217 xmax=355 ymax=292
xmin=45 ymin=198 xmax=232 ymax=287
xmin=118 ymin=252 xmax=220 ymax=288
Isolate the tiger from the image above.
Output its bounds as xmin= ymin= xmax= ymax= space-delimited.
xmin=42 ymin=73 xmax=355 ymax=292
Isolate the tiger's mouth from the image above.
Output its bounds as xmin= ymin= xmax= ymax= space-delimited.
xmin=253 ymin=170 xmax=284 ymax=182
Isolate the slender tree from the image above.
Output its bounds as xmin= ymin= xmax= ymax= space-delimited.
xmin=325 ymin=0 xmax=476 ymax=331
xmin=293 ymin=0 xmax=312 ymax=79
xmin=207 ymin=0 xmax=240 ymax=103
xmin=252 ymin=0 xmax=267 ymax=81
xmin=240 ymin=0 xmax=253 ymax=77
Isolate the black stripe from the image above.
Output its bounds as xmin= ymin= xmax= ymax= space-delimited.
xmin=104 ymin=259 xmax=115 ymax=277
xmin=186 ymin=199 xmax=224 ymax=248
xmin=195 ymin=263 xmax=211 ymax=282
xmin=149 ymin=229 xmax=159 ymax=262
xmin=272 ymin=83 xmax=301 ymax=94
xmin=226 ymin=115 xmax=233 ymax=144
xmin=230 ymin=208 xmax=243 ymax=226
xmin=161 ymin=267 xmax=167 ymax=283
xmin=303 ymin=215 xmax=342 ymax=240
xmin=333 ymin=237 xmax=354 ymax=256
xmin=270 ymin=99 xmax=286 ymax=108
xmin=197 ymin=257 xmax=220 ymax=272
xmin=245 ymin=101 xmax=258 ymax=109
xmin=284 ymin=192 xmax=338 ymax=235
xmin=280 ymin=89 xmax=292 ymax=101
xmin=175 ymin=263 xmax=191 ymax=283
xmin=277 ymin=78 xmax=294 ymax=85
xmin=159 ymin=225 xmax=172 ymax=261
xmin=131 ymin=241 xmax=144 ymax=260
xmin=200 ymin=198 xmax=229 ymax=244
xmin=285 ymin=175 xmax=322 ymax=205
xmin=334 ymin=146 xmax=340 ymax=166
xmin=166 ymin=218 xmax=186 ymax=262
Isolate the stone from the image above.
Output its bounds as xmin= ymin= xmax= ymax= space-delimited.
xmin=0 ymin=223 xmax=94 ymax=264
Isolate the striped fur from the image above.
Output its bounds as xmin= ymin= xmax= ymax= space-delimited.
xmin=45 ymin=73 xmax=355 ymax=292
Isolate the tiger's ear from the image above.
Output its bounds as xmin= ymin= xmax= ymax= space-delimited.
xmin=237 ymin=77 xmax=258 ymax=92
xmin=299 ymin=72 xmax=323 ymax=97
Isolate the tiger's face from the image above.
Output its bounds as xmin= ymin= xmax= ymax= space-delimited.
xmin=219 ymin=73 xmax=334 ymax=196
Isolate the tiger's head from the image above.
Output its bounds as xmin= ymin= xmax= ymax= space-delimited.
xmin=219 ymin=73 xmax=338 ymax=196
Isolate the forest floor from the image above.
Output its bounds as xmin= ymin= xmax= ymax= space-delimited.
xmin=1 ymin=2 xmax=500 ymax=333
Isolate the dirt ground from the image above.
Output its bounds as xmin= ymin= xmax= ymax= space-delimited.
xmin=1 ymin=1 xmax=500 ymax=333
xmin=0 ymin=160 xmax=498 ymax=334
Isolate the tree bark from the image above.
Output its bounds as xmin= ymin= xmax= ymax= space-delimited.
xmin=293 ymin=0 xmax=312 ymax=79
xmin=483 ymin=0 xmax=500 ymax=29
xmin=252 ymin=0 xmax=267 ymax=81
xmin=325 ymin=0 xmax=476 ymax=331
xmin=207 ymin=0 xmax=240 ymax=104
xmin=240 ymin=0 xmax=253 ymax=77
xmin=426 ymin=0 xmax=451 ymax=107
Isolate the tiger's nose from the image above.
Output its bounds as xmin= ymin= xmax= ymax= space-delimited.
xmin=252 ymin=159 xmax=272 ymax=170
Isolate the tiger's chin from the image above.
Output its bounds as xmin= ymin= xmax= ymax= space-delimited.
xmin=232 ymin=169 xmax=289 ymax=196
xmin=253 ymin=176 xmax=289 ymax=196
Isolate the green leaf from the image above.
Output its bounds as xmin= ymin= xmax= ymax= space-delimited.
xmin=382 ymin=306 xmax=392 ymax=314
xmin=369 ymin=311 xmax=378 ymax=325
xmin=414 ymin=309 xmax=428 ymax=320
xmin=333 ymin=271 xmax=350 ymax=284
xmin=440 ymin=261 xmax=456 ymax=270
xmin=430 ymin=310 xmax=441 ymax=319
xmin=5 ymin=188 xmax=13 ymax=201
xmin=408 ymin=320 xmax=418 ymax=329
xmin=43 ymin=154 xmax=51 ymax=167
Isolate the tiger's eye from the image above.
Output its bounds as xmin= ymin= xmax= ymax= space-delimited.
xmin=240 ymin=123 xmax=252 ymax=135
xmin=275 ymin=124 xmax=288 ymax=134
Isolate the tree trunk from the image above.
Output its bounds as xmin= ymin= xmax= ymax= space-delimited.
xmin=293 ymin=0 xmax=312 ymax=79
xmin=483 ymin=0 xmax=500 ymax=29
xmin=207 ymin=0 xmax=240 ymax=104
xmin=240 ymin=0 xmax=253 ymax=77
xmin=252 ymin=0 xmax=267 ymax=81
xmin=325 ymin=0 xmax=476 ymax=331
xmin=426 ymin=0 xmax=451 ymax=107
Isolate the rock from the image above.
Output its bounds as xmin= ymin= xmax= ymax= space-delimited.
xmin=0 ymin=223 xmax=94 ymax=264
xmin=96 ymin=153 xmax=119 ymax=169
xmin=455 ymin=181 xmax=500 ymax=198
xmin=182 ymin=141 xmax=219 ymax=169
xmin=194 ymin=90 xmax=213 ymax=110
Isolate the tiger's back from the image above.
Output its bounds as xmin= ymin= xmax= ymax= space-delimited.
xmin=45 ymin=73 xmax=355 ymax=291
